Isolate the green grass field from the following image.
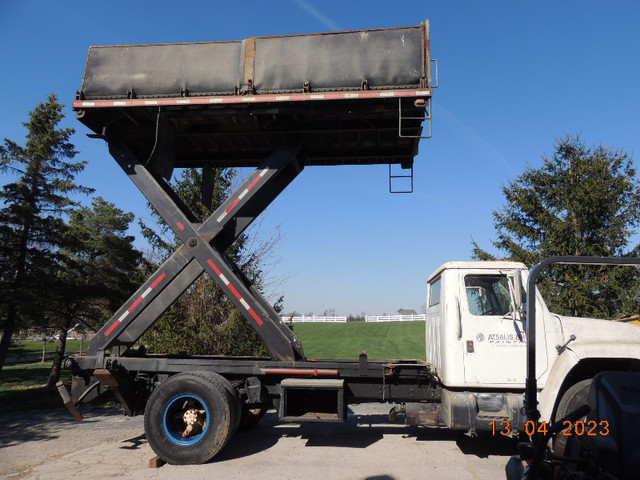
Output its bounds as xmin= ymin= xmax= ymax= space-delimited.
xmin=0 ymin=362 xmax=70 ymax=391
xmin=8 ymin=339 xmax=86 ymax=359
xmin=7 ymin=324 xmax=424 ymax=361
xmin=293 ymin=321 xmax=425 ymax=360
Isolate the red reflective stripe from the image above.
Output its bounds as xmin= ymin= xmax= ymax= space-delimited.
xmin=104 ymin=320 xmax=120 ymax=337
xmin=248 ymin=308 xmax=263 ymax=326
xmin=207 ymin=258 xmax=261 ymax=327
xmin=207 ymin=259 xmax=222 ymax=275
xmin=104 ymin=270 xmax=166 ymax=337
xmin=260 ymin=368 xmax=339 ymax=376
xmin=128 ymin=296 xmax=143 ymax=312
xmin=228 ymin=283 xmax=242 ymax=300
xmin=247 ymin=175 xmax=262 ymax=191
xmin=226 ymin=198 xmax=241 ymax=214
xmin=150 ymin=273 xmax=166 ymax=289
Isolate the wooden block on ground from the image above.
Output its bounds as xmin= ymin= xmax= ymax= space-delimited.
xmin=149 ymin=456 xmax=166 ymax=468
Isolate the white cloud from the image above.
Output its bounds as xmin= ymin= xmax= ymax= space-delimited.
xmin=292 ymin=0 xmax=341 ymax=31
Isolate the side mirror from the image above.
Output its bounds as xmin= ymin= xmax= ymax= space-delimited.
xmin=507 ymin=272 xmax=526 ymax=328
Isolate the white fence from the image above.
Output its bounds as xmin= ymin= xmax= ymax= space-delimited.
xmin=282 ymin=314 xmax=425 ymax=323
xmin=286 ymin=315 xmax=348 ymax=323
xmin=365 ymin=314 xmax=426 ymax=322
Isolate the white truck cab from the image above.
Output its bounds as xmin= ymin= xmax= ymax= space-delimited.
xmin=424 ymin=261 xmax=640 ymax=430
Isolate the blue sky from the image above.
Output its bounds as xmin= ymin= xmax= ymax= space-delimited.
xmin=2 ymin=1 xmax=639 ymax=315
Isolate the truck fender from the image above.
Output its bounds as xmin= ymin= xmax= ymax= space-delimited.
xmin=537 ymin=349 xmax=580 ymax=422
xmin=538 ymin=342 xmax=640 ymax=422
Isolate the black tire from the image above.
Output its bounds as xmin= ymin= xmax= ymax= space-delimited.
xmin=553 ymin=378 xmax=592 ymax=457
xmin=555 ymin=378 xmax=592 ymax=422
xmin=144 ymin=373 xmax=233 ymax=465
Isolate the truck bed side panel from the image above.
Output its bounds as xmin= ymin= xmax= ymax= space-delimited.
xmin=79 ymin=25 xmax=427 ymax=100
xmin=253 ymin=27 xmax=424 ymax=93
xmin=82 ymin=42 xmax=243 ymax=100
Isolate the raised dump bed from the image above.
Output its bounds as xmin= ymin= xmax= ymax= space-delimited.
xmin=74 ymin=22 xmax=434 ymax=171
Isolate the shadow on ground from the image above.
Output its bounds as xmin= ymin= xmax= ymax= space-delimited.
xmin=121 ymin=432 xmax=147 ymax=450
xmin=0 ymin=406 xmax=126 ymax=447
xmin=215 ymin=409 xmax=517 ymax=463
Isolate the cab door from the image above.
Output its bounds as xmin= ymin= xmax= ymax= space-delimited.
xmin=460 ymin=271 xmax=531 ymax=386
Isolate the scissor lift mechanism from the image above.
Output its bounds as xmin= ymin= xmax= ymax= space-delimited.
xmin=90 ymin=137 xmax=307 ymax=364
xmin=82 ymin=92 xmax=430 ymax=367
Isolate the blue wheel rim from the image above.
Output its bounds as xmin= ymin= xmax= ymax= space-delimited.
xmin=162 ymin=393 xmax=210 ymax=446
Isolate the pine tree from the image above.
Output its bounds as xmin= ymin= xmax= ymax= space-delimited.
xmin=473 ymin=135 xmax=640 ymax=318
xmin=45 ymin=197 xmax=144 ymax=387
xmin=0 ymin=95 xmax=92 ymax=373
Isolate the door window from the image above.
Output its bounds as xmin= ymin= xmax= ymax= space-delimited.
xmin=428 ymin=277 xmax=442 ymax=307
xmin=464 ymin=275 xmax=511 ymax=316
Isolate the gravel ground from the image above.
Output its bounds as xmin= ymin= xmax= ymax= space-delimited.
xmin=0 ymin=404 xmax=517 ymax=480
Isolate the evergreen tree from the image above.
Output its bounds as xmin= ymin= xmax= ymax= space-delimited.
xmin=45 ymin=197 xmax=144 ymax=387
xmin=473 ymin=135 xmax=640 ymax=318
xmin=141 ymin=168 xmax=272 ymax=356
xmin=0 ymin=95 xmax=92 ymax=373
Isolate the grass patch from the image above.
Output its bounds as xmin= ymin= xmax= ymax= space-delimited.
xmin=0 ymin=362 xmax=58 ymax=390
xmin=0 ymin=362 xmax=72 ymax=412
xmin=293 ymin=321 xmax=425 ymax=360
xmin=8 ymin=339 xmax=87 ymax=359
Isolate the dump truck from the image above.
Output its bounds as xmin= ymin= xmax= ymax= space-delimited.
xmin=60 ymin=21 xmax=640 ymax=465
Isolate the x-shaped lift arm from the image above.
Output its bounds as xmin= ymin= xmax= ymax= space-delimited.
xmin=87 ymin=134 xmax=306 ymax=365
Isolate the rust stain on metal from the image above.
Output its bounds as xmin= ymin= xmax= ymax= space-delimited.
xmin=93 ymin=369 xmax=119 ymax=387
xmin=243 ymin=37 xmax=256 ymax=90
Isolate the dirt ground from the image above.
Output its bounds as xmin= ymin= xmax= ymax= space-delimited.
xmin=0 ymin=403 xmax=517 ymax=480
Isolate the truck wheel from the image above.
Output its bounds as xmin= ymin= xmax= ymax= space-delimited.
xmin=185 ymin=371 xmax=241 ymax=435
xmin=553 ymin=378 xmax=592 ymax=457
xmin=144 ymin=373 xmax=234 ymax=464
xmin=555 ymin=378 xmax=592 ymax=421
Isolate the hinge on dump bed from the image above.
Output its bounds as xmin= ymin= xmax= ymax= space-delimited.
xmin=238 ymin=79 xmax=255 ymax=95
